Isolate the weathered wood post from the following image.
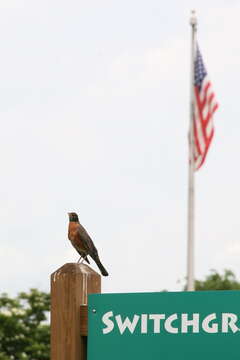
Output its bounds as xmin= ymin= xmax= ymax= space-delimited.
xmin=51 ymin=263 xmax=101 ymax=360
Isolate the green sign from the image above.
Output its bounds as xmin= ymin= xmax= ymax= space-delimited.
xmin=88 ymin=291 xmax=240 ymax=360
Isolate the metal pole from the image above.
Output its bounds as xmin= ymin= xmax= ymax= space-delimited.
xmin=187 ymin=10 xmax=197 ymax=291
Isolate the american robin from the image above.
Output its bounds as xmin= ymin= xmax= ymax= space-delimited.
xmin=67 ymin=212 xmax=109 ymax=276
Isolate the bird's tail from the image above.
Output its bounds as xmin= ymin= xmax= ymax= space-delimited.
xmin=94 ymin=256 xmax=109 ymax=276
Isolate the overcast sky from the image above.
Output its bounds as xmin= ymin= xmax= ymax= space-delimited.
xmin=0 ymin=0 xmax=239 ymax=296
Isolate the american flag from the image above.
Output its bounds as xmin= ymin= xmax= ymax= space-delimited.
xmin=193 ymin=45 xmax=218 ymax=170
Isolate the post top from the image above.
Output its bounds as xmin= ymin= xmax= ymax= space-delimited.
xmin=51 ymin=263 xmax=101 ymax=279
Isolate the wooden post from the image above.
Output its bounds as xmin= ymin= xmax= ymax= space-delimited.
xmin=51 ymin=263 xmax=101 ymax=360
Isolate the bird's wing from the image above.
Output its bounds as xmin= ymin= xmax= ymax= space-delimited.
xmin=77 ymin=223 xmax=98 ymax=256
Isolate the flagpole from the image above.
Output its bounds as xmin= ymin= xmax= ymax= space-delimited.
xmin=187 ymin=10 xmax=197 ymax=291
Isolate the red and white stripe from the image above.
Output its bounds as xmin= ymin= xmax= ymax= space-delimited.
xmin=193 ymin=75 xmax=219 ymax=170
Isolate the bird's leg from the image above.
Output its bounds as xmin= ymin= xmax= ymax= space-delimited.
xmin=77 ymin=256 xmax=82 ymax=263
xmin=81 ymin=255 xmax=88 ymax=263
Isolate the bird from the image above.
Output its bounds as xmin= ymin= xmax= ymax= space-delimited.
xmin=67 ymin=212 xmax=109 ymax=276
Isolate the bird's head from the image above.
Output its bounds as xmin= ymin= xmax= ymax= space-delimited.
xmin=68 ymin=212 xmax=79 ymax=222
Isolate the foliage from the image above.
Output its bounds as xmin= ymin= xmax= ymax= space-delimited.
xmin=0 ymin=289 xmax=50 ymax=360
xmin=186 ymin=269 xmax=240 ymax=291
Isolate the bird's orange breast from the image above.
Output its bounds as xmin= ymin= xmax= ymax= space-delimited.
xmin=68 ymin=222 xmax=88 ymax=253
xmin=68 ymin=222 xmax=79 ymax=239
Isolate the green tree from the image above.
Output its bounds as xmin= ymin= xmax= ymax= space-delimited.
xmin=192 ymin=269 xmax=240 ymax=291
xmin=0 ymin=289 xmax=50 ymax=360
